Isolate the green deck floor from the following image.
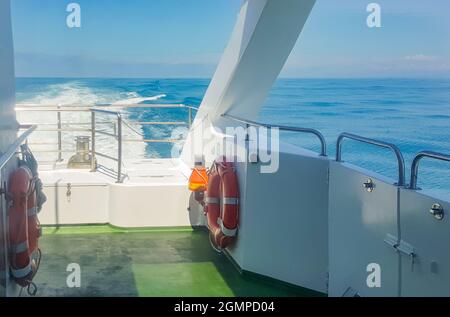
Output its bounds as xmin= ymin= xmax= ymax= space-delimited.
xmin=34 ymin=226 xmax=321 ymax=297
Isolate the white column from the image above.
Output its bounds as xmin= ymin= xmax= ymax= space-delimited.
xmin=181 ymin=0 xmax=316 ymax=165
xmin=0 ymin=0 xmax=18 ymax=153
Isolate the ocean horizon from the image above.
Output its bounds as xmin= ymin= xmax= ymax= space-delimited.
xmin=15 ymin=77 xmax=450 ymax=198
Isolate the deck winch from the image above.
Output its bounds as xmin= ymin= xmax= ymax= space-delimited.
xmin=68 ymin=136 xmax=96 ymax=169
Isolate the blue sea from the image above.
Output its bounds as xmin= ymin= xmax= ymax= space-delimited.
xmin=15 ymin=78 xmax=450 ymax=197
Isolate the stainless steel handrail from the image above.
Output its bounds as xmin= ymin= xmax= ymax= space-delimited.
xmin=90 ymin=106 xmax=193 ymax=182
xmin=15 ymin=107 xmax=91 ymax=112
xmin=15 ymin=103 xmax=199 ymax=110
xmin=15 ymin=104 xmax=198 ymax=183
xmin=409 ymin=151 xmax=450 ymax=190
xmin=336 ymin=132 xmax=405 ymax=186
xmin=91 ymin=108 xmax=123 ymax=183
xmin=17 ymin=103 xmax=198 ymax=129
xmin=222 ymin=113 xmax=327 ymax=156
xmin=0 ymin=125 xmax=37 ymax=170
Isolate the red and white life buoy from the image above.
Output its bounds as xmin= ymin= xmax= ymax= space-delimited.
xmin=8 ymin=165 xmax=41 ymax=289
xmin=205 ymin=158 xmax=239 ymax=250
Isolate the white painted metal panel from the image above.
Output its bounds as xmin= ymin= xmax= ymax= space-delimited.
xmin=328 ymin=161 xmax=400 ymax=296
xmin=108 ymin=184 xmax=195 ymax=228
xmin=40 ymin=184 xmax=109 ymax=225
xmin=241 ymin=143 xmax=329 ymax=293
xmin=399 ymin=189 xmax=450 ymax=296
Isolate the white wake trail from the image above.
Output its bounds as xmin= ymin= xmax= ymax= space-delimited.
xmin=111 ymin=94 xmax=167 ymax=106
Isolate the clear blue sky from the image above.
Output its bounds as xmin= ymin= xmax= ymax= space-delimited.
xmin=11 ymin=0 xmax=450 ymax=78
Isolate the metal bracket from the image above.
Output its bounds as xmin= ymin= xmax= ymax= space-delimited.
xmin=397 ymin=240 xmax=415 ymax=257
xmin=384 ymin=234 xmax=415 ymax=256
xmin=363 ymin=178 xmax=375 ymax=192
xmin=384 ymin=233 xmax=398 ymax=250
xmin=429 ymin=203 xmax=444 ymax=221
xmin=384 ymin=233 xmax=416 ymax=271
xmin=66 ymin=183 xmax=72 ymax=202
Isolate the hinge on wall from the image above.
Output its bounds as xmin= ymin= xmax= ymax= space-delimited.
xmin=384 ymin=233 xmax=398 ymax=250
xmin=384 ymin=234 xmax=415 ymax=256
xmin=384 ymin=233 xmax=416 ymax=271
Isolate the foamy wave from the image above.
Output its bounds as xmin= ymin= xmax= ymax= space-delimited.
xmin=17 ymin=80 xmax=171 ymax=164
xmin=18 ymin=81 xmax=167 ymax=107
xmin=19 ymin=82 xmax=109 ymax=106
xmin=111 ymin=94 xmax=167 ymax=106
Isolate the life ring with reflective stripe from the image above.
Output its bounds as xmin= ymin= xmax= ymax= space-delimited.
xmin=205 ymin=158 xmax=239 ymax=250
xmin=8 ymin=165 xmax=41 ymax=289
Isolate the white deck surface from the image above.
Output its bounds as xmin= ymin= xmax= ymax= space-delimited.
xmin=39 ymin=158 xmax=189 ymax=186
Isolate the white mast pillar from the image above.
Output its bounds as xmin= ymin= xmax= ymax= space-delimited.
xmin=181 ymin=0 xmax=315 ymax=165
xmin=0 ymin=0 xmax=18 ymax=153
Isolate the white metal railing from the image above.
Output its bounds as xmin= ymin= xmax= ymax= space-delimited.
xmin=336 ymin=132 xmax=406 ymax=186
xmin=409 ymin=151 xmax=450 ymax=190
xmin=222 ymin=113 xmax=327 ymax=156
xmin=15 ymin=104 xmax=198 ymax=183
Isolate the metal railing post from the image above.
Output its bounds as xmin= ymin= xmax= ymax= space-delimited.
xmin=91 ymin=111 xmax=96 ymax=172
xmin=15 ymin=105 xmax=199 ymax=182
xmin=221 ymin=113 xmax=327 ymax=157
xmin=336 ymin=132 xmax=405 ymax=186
xmin=409 ymin=151 xmax=450 ymax=190
xmin=188 ymin=107 xmax=192 ymax=128
xmin=117 ymin=114 xmax=123 ymax=183
xmin=57 ymin=106 xmax=62 ymax=162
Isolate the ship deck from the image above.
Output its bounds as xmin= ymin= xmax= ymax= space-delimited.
xmin=32 ymin=226 xmax=322 ymax=297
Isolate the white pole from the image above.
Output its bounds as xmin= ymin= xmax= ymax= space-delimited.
xmin=181 ymin=0 xmax=316 ymax=165
xmin=0 ymin=0 xmax=18 ymax=153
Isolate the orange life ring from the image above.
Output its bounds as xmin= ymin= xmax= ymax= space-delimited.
xmin=8 ymin=165 xmax=41 ymax=288
xmin=205 ymin=158 xmax=239 ymax=249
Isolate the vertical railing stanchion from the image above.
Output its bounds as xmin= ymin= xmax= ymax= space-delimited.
xmin=245 ymin=123 xmax=250 ymax=163
xmin=221 ymin=113 xmax=327 ymax=157
xmin=409 ymin=151 xmax=450 ymax=190
xmin=57 ymin=105 xmax=62 ymax=162
xmin=117 ymin=114 xmax=123 ymax=183
xmin=14 ymin=105 xmax=199 ymax=182
xmin=336 ymin=132 xmax=405 ymax=186
xmin=91 ymin=111 xmax=96 ymax=172
xmin=188 ymin=107 xmax=192 ymax=128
